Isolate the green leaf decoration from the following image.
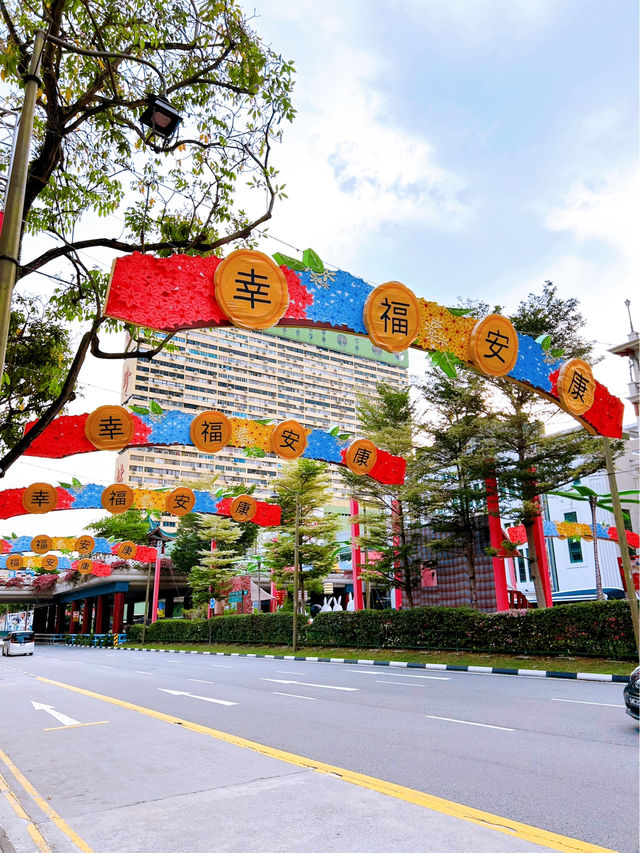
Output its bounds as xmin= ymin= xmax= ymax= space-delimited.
xmin=58 ymin=482 xmax=72 ymax=489
xmin=536 ymin=334 xmax=552 ymax=351
xmin=550 ymin=348 xmax=565 ymax=358
xmin=149 ymin=400 xmax=163 ymax=415
xmin=573 ymin=485 xmax=598 ymax=497
xmin=302 ymin=248 xmax=324 ymax=274
xmin=338 ymin=433 xmax=352 ymax=441
xmin=129 ymin=405 xmax=149 ymax=415
xmin=244 ymin=445 xmax=267 ymax=458
xmin=446 ymin=307 xmax=474 ymax=317
xmin=272 ymin=252 xmax=306 ymax=271
xmin=72 ymin=477 xmax=82 ymax=487
xmin=431 ymin=350 xmax=459 ymax=379
xmin=256 ymin=418 xmax=273 ymax=425
xmin=329 ymin=426 xmax=340 ymax=437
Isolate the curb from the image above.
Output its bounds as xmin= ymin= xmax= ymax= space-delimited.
xmin=100 ymin=644 xmax=631 ymax=683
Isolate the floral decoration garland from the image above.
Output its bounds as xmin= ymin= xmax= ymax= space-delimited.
xmin=0 ymin=484 xmax=281 ymax=526
xmin=23 ymin=411 xmax=407 ymax=486
xmin=508 ymin=521 xmax=639 ymax=549
xmin=103 ymin=251 xmax=624 ymax=438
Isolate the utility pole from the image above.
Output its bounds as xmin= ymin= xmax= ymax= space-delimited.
xmin=0 ymin=31 xmax=45 ymax=381
xmin=292 ymin=494 xmax=300 ymax=653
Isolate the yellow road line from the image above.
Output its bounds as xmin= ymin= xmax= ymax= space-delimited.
xmin=1 ymin=772 xmax=53 ymax=852
xmin=43 ymin=720 xmax=110 ymax=732
xmin=0 ymin=746 xmax=94 ymax=853
xmin=37 ymin=675 xmax=618 ymax=853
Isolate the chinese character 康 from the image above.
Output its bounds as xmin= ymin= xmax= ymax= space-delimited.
xmin=568 ymin=371 xmax=590 ymax=403
xmin=235 ymin=500 xmax=251 ymax=516
xmin=379 ymin=298 xmax=409 ymax=336
xmin=353 ymin=447 xmax=372 ymax=467
xmin=484 ymin=329 xmax=511 ymax=363
xmin=233 ymin=268 xmax=271 ymax=309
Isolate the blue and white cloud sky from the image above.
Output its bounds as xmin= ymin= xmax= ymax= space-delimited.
xmin=249 ymin=0 xmax=638 ymax=393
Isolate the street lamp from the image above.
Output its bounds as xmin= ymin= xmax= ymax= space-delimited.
xmin=0 ymin=31 xmax=182 ymax=384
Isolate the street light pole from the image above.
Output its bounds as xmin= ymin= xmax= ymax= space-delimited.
xmin=292 ymin=494 xmax=300 ymax=653
xmin=0 ymin=30 xmax=45 ymax=382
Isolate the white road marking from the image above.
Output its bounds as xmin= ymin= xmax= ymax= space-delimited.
xmin=188 ymin=679 xmax=216 ymax=684
xmin=272 ymin=692 xmax=316 ymax=701
xmin=551 ymin=698 xmax=625 ymax=708
xmin=376 ymin=680 xmax=427 ymax=686
xmin=99 ymin=665 xmax=113 ymax=669
xmin=31 ymin=701 xmax=80 ymax=727
xmin=261 ymin=678 xmax=357 ymax=692
xmin=158 ymin=688 xmax=236 ymax=706
xmin=426 ymin=715 xmax=515 ymax=731
xmin=135 ymin=671 xmax=152 ymax=675
xmin=210 ymin=664 xmax=232 ymax=669
xmin=276 ymin=670 xmax=307 ymax=675
xmin=352 ymin=671 xmax=451 ymax=681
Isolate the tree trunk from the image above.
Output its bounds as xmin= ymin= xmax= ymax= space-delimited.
xmin=524 ymin=521 xmax=548 ymax=609
xmin=465 ymin=539 xmax=478 ymax=610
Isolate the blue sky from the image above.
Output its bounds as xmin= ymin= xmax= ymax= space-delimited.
xmin=248 ymin=0 xmax=638 ymax=370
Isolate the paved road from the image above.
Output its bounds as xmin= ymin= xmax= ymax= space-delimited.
xmin=0 ymin=646 xmax=637 ymax=852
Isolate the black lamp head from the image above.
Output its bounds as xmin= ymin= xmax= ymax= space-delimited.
xmin=140 ymin=94 xmax=182 ymax=140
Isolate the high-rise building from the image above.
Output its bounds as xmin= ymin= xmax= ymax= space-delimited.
xmin=117 ymin=325 xmax=408 ymax=529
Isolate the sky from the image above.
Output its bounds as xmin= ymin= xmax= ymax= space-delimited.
xmin=2 ymin=0 xmax=638 ymax=538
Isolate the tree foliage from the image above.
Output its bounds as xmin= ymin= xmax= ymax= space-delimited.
xmin=85 ymin=509 xmax=152 ymax=544
xmin=264 ymin=458 xmax=340 ymax=602
xmin=342 ymin=383 xmax=424 ymax=607
xmin=0 ymin=0 xmax=295 ymax=472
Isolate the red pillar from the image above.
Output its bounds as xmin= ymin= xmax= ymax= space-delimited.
xmin=270 ymin=567 xmax=278 ymax=613
xmin=81 ymin=599 xmax=92 ymax=634
xmin=55 ymin=603 xmax=65 ymax=633
xmin=151 ymin=544 xmax=163 ymax=622
xmin=533 ymin=502 xmax=553 ymax=607
xmin=112 ymin=592 xmax=125 ymax=634
xmin=95 ymin=596 xmax=105 ymax=634
xmin=485 ymin=475 xmax=510 ymax=612
xmin=390 ymin=499 xmax=403 ymax=609
xmin=350 ymin=499 xmax=364 ymax=610
xmin=207 ymin=540 xmax=216 ymax=619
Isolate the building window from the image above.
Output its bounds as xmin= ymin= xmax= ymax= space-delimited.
xmin=563 ymin=512 xmax=583 ymax=563
xmin=517 ymin=549 xmax=528 ymax=582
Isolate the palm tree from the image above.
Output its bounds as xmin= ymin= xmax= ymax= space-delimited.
xmin=549 ymin=486 xmax=639 ymax=600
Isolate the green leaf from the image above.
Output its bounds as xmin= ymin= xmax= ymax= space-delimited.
xmin=256 ymin=418 xmax=273 ymax=425
xmin=129 ymin=405 xmax=149 ymax=415
xmin=431 ymin=350 xmax=459 ymax=379
xmin=535 ymin=334 xmax=552 ymax=351
xmin=149 ymin=400 xmax=163 ymax=415
xmin=58 ymin=482 xmax=72 ymax=489
xmin=302 ymin=248 xmax=324 ymax=273
xmin=72 ymin=477 xmax=82 ymax=487
xmin=272 ymin=252 xmax=306 ymax=271
xmin=573 ymin=485 xmax=598 ymax=497
xmin=329 ymin=426 xmax=340 ymax=437
xmin=550 ymin=348 xmax=565 ymax=358
xmin=244 ymin=445 xmax=267 ymax=458
xmin=446 ymin=307 xmax=474 ymax=317
xmin=338 ymin=433 xmax=352 ymax=441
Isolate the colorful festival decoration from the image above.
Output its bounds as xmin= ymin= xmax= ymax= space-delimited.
xmin=0 ymin=483 xmax=281 ymax=526
xmin=102 ymin=250 xmax=624 ymax=438
xmin=22 ymin=408 xmax=406 ymax=485
xmin=507 ymin=522 xmax=639 ymax=550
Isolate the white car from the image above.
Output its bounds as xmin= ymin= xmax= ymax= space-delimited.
xmin=1 ymin=631 xmax=35 ymax=656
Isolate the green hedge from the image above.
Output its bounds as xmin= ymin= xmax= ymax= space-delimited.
xmin=126 ymin=612 xmax=296 ymax=646
xmin=306 ymin=601 xmax=636 ymax=659
xmin=123 ymin=601 xmax=636 ymax=659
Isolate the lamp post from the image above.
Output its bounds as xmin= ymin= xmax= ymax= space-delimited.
xmin=292 ymin=494 xmax=301 ymax=653
xmin=0 ymin=30 xmax=181 ymax=383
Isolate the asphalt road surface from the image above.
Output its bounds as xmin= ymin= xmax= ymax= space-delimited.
xmin=0 ymin=646 xmax=637 ymax=853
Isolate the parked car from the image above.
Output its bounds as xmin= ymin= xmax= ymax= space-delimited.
xmin=1 ymin=631 xmax=35 ymax=656
xmin=623 ymin=666 xmax=639 ymax=720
